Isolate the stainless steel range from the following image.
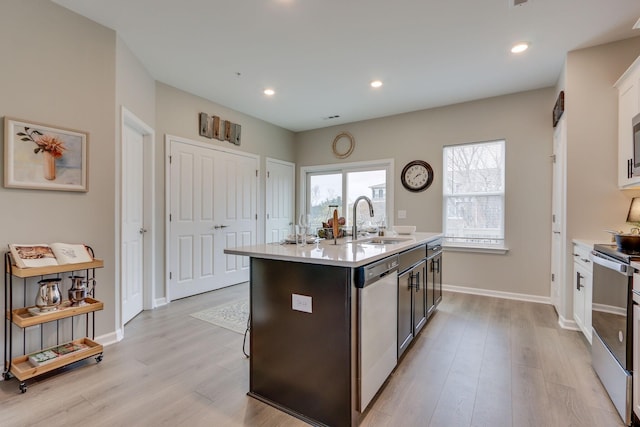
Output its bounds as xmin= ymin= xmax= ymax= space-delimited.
xmin=591 ymin=244 xmax=637 ymax=426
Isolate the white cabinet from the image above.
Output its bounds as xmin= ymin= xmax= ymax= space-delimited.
xmin=572 ymin=241 xmax=593 ymax=343
xmin=615 ymin=55 xmax=640 ymax=188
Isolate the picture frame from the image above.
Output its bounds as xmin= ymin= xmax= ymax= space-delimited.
xmin=4 ymin=117 xmax=88 ymax=192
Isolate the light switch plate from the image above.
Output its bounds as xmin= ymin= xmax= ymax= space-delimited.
xmin=398 ymin=210 xmax=407 ymax=219
xmin=292 ymin=293 xmax=312 ymax=313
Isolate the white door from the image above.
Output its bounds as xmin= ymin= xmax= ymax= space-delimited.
xmin=121 ymin=121 xmax=145 ymax=324
xmin=550 ymin=116 xmax=566 ymax=314
xmin=168 ymin=138 xmax=257 ymax=300
xmin=265 ymin=158 xmax=295 ymax=243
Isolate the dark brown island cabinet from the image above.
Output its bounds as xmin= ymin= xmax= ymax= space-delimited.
xmin=227 ymin=234 xmax=442 ymax=426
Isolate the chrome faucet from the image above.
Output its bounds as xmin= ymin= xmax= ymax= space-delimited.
xmin=352 ymin=195 xmax=374 ymax=240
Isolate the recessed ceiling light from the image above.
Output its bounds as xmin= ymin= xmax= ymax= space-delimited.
xmin=511 ymin=42 xmax=529 ymax=54
xmin=264 ymin=88 xmax=275 ymax=96
xmin=370 ymin=80 xmax=383 ymax=88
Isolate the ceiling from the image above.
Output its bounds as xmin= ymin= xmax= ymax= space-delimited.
xmin=52 ymin=0 xmax=640 ymax=132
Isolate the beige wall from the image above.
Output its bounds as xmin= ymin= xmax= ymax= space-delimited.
xmin=296 ymin=88 xmax=555 ymax=298
xmin=565 ymin=37 xmax=640 ymax=241
xmin=115 ymin=35 xmax=157 ymax=326
xmin=116 ymin=37 xmax=156 ymax=129
xmin=154 ymin=83 xmax=296 ymax=300
xmin=0 ymin=0 xmax=117 ymax=353
xmin=560 ymin=37 xmax=640 ymax=319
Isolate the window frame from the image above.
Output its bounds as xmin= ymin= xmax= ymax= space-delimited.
xmin=299 ymin=158 xmax=395 ymax=230
xmin=442 ymin=139 xmax=508 ymax=254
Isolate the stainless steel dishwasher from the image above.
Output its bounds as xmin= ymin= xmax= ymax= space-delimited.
xmin=355 ymin=255 xmax=399 ymax=412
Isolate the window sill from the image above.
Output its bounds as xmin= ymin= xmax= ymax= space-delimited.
xmin=442 ymin=243 xmax=509 ymax=255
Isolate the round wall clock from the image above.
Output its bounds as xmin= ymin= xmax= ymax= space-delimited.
xmin=332 ymin=132 xmax=355 ymax=159
xmin=401 ymin=160 xmax=434 ymax=192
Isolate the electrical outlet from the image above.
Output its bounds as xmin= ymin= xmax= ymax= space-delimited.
xmin=398 ymin=210 xmax=407 ymax=219
xmin=292 ymin=293 xmax=312 ymax=313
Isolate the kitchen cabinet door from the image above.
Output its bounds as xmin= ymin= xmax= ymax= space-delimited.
xmin=433 ymin=252 xmax=442 ymax=307
xmin=572 ymin=242 xmax=593 ymax=344
xmin=573 ymin=263 xmax=592 ymax=340
xmin=397 ymin=268 xmax=414 ymax=358
xmin=412 ymin=260 xmax=427 ymax=336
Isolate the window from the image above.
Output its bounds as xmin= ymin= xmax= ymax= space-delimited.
xmin=301 ymin=160 xmax=393 ymax=233
xmin=443 ymin=140 xmax=505 ymax=249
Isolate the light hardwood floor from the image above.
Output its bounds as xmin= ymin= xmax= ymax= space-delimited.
xmin=0 ymin=285 xmax=625 ymax=427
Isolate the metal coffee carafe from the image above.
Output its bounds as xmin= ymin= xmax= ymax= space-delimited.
xmin=68 ymin=275 xmax=90 ymax=306
xmin=35 ymin=278 xmax=62 ymax=312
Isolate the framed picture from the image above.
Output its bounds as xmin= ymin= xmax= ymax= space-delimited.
xmin=4 ymin=117 xmax=88 ymax=192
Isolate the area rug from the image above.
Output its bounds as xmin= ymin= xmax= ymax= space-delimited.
xmin=190 ymin=298 xmax=249 ymax=334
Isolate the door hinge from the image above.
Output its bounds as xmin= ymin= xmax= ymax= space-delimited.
xmin=169 ymin=214 xmax=172 ymax=222
xmin=169 ymin=272 xmax=172 ymax=280
xmin=256 ymin=170 xmax=258 ymax=177
xmin=552 ymin=214 xmax=556 ymax=223
xmin=267 ymin=171 xmax=270 ymax=178
xmin=551 ymin=273 xmax=555 ymax=282
xmin=255 ymin=214 xmax=258 ymax=220
xmin=169 ymin=155 xmax=172 ymax=164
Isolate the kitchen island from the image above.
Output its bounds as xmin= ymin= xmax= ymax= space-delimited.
xmin=224 ymin=232 xmax=442 ymax=427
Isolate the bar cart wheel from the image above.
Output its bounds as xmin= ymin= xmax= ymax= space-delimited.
xmin=95 ymin=354 xmax=103 ymax=363
xmin=19 ymin=382 xmax=26 ymax=393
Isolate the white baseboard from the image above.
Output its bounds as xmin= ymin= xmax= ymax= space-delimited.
xmin=557 ymin=314 xmax=579 ymax=331
xmin=442 ymin=284 xmax=587 ymax=333
xmin=154 ymin=297 xmax=168 ymax=308
xmin=443 ymin=283 xmax=552 ymax=305
xmin=95 ymin=329 xmax=122 ymax=347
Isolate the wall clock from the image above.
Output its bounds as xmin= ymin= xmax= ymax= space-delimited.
xmin=401 ymin=160 xmax=434 ymax=192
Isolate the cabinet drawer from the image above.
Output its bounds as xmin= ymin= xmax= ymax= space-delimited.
xmin=572 ymin=243 xmax=593 ymax=270
xmin=398 ymin=245 xmax=426 ymax=273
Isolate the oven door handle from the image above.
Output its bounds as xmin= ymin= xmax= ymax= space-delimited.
xmin=590 ymin=251 xmax=634 ymax=276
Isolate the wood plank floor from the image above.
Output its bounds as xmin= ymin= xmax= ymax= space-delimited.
xmin=0 ymin=286 xmax=625 ymax=427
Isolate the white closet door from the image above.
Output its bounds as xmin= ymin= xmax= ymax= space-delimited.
xmin=169 ymin=138 xmax=257 ymax=300
xmin=265 ymin=158 xmax=294 ymax=243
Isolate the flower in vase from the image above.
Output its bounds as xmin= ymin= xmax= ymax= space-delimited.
xmin=17 ymin=127 xmax=66 ymax=158
xmin=35 ymin=135 xmax=66 ymax=158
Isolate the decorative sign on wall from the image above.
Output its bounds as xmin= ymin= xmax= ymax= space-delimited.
xmin=552 ymin=90 xmax=564 ymax=128
xmin=199 ymin=112 xmax=241 ymax=145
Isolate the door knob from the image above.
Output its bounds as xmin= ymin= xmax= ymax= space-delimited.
xmin=139 ymin=228 xmax=148 ymax=234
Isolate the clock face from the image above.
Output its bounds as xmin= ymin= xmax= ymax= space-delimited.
xmin=401 ymin=160 xmax=433 ymax=192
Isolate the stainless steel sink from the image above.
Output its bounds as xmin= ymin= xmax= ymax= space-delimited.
xmin=354 ymin=237 xmax=412 ymax=245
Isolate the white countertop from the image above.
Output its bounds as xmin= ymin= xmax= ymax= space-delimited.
xmin=224 ymin=231 xmax=443 ymax=268
xmin=572 ymin=238 xmax=610 ymax=249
